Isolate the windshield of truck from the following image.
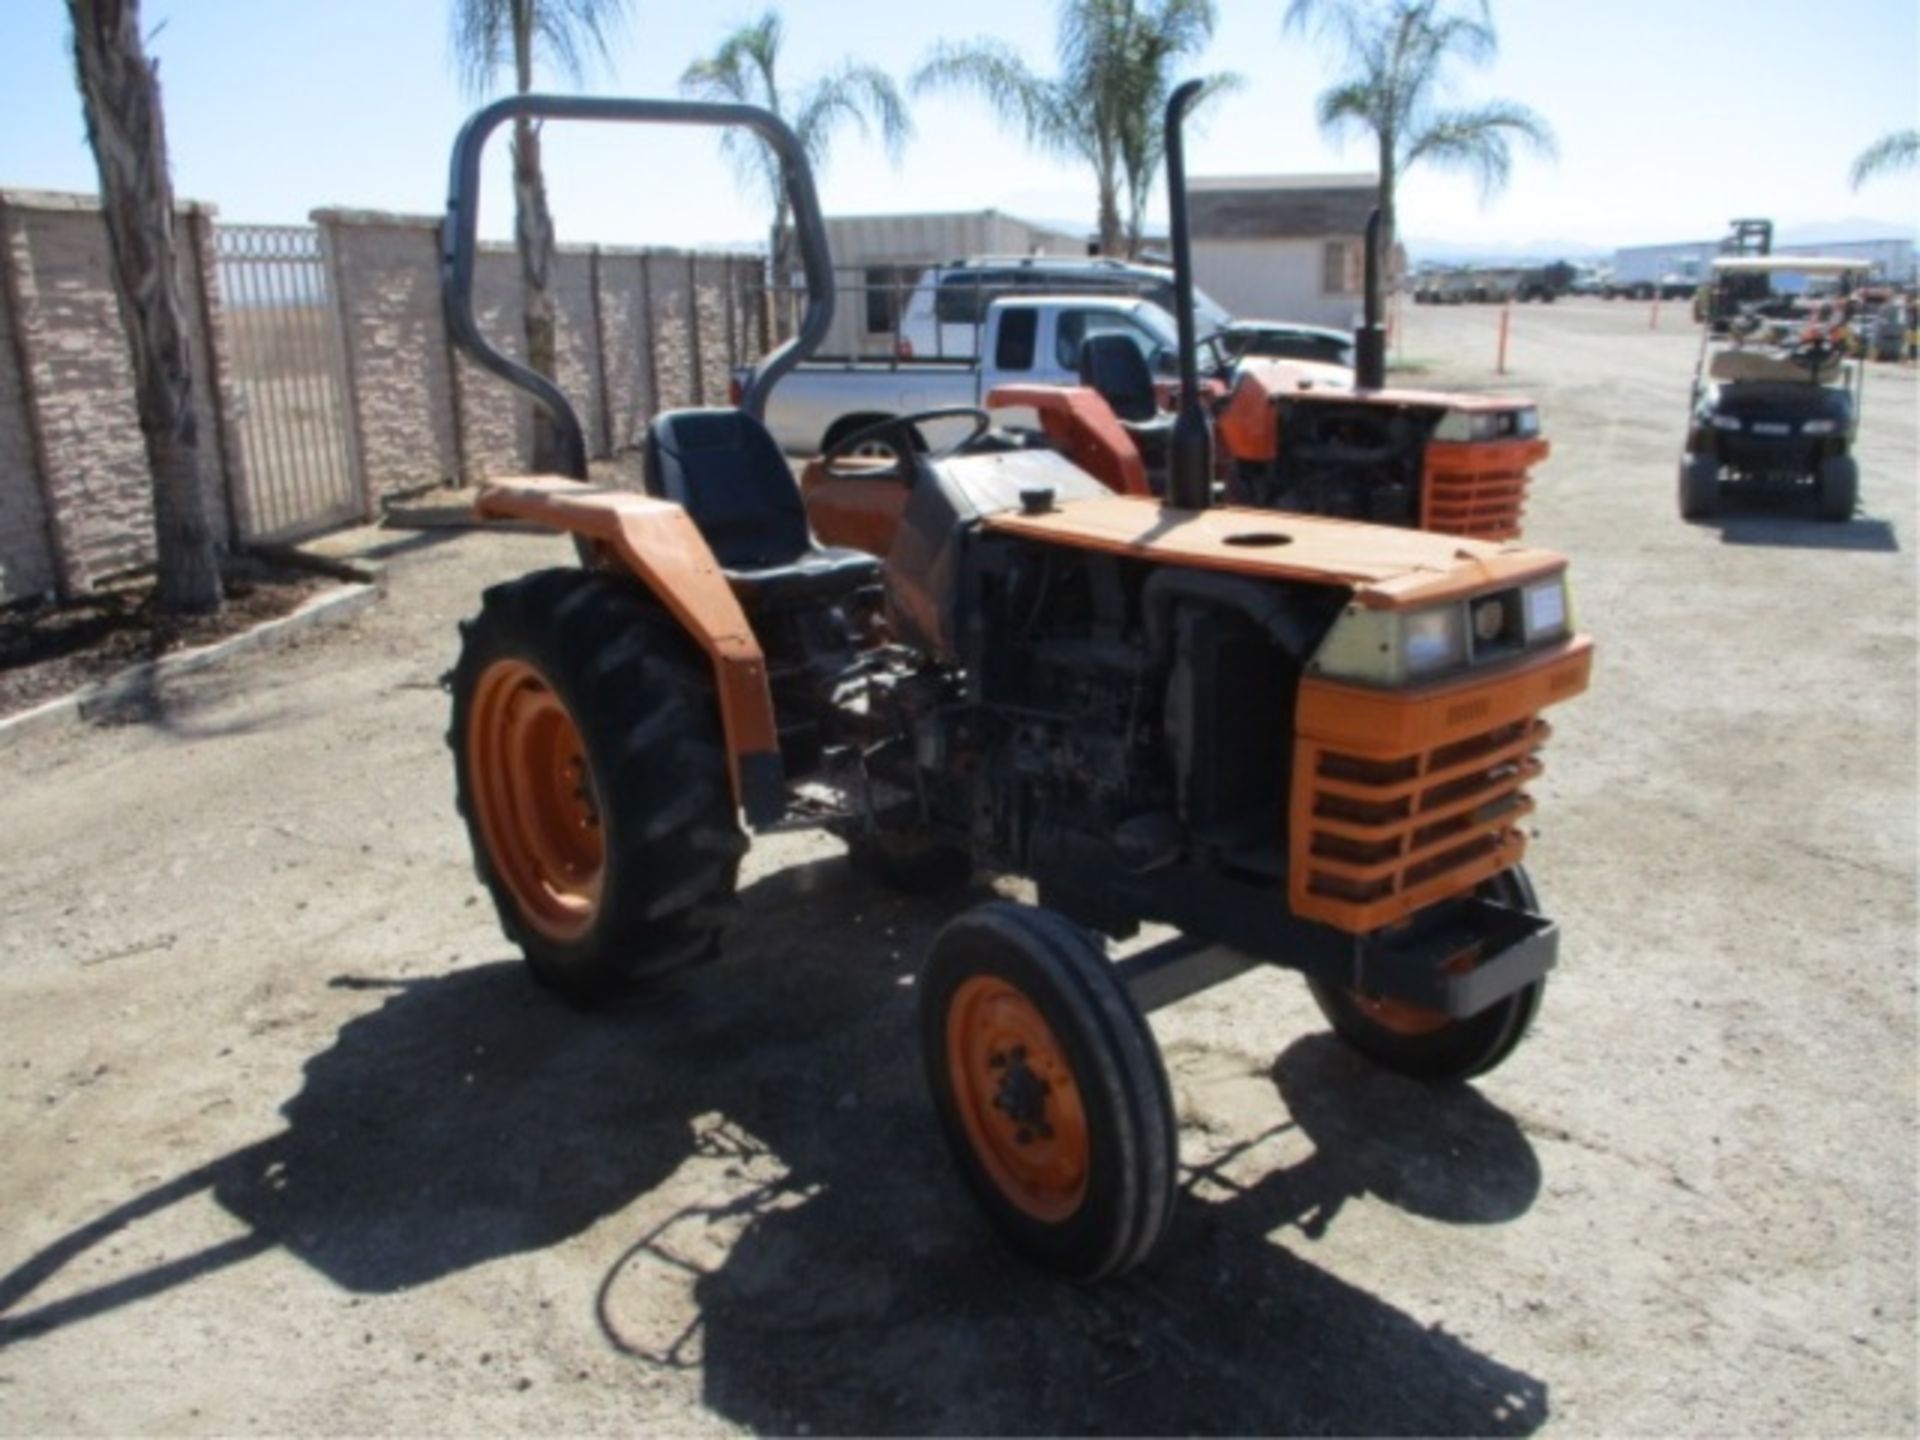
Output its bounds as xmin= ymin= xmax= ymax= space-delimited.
xmin=1054 ymin=304 xmax=1178 ymax=371
xmin=1142 ymin=281 xmax=1230 ymax=337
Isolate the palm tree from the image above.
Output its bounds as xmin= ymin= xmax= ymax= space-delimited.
xmin=916 ymin=0 xmax=1236 ymax=258
xmin=67 ymin=0 xmax=222 ymax=612
xmin=450 ymin=0 xmax=631 ymax=473
xmin=1284 ymin=0 xmax=1554 ymax=316
xmin=680 ymin=10 xmax=911 ymax=293
xmin=1851 ymin=129 xmax=1918 ymax=188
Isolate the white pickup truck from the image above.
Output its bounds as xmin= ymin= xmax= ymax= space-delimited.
xmin=746 ymin=295 xmax=1189 ymax=456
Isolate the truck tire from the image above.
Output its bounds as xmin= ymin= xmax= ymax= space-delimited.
xmin=1307 ymin=869 xmax=1545 ymax=1083
xmin=449 ymin=568 xmax=746 ymax=1001
xmin=921 ymin=902 xmax=1176 ymax=1280
xmin=1678 ymin=452 xmax=1720 ymax=520
xmin=1816 ymin=454 xmax=1858 ymax=522
xmin=820 ymin=413 xmax=925 ymax=464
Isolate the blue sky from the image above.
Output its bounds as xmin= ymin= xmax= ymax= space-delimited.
xmin=1 ymin=0 xmax=1914 ymax=254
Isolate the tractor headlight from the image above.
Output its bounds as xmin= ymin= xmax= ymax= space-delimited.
xmin=1310 ymin=603 xmax=1466 ymax=686
xmin=1801 ymin=418 xmax=1838 ymax=436
xmin=1309 ymin=571 xmax=1575 ymax=687
xmin=1404 ymin=606 xmax=1468 ymax=677
xmin=1522 ymin=575 xmax=1571 ymax=641
xmin=1434 ymin=408 xmax=1526 ymax=442
xmin=1711 ymin=414 xmax=1743 ymax=432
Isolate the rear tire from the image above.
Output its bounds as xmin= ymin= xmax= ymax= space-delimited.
xmin=1307 ymin=869 xmax=1545 ymax=1083
xmin=1678 ymin=452 xmax=1720 ymax=520
xmin=449 ymin=568 xmax=746 ymax=1002
xmin=1816 ymin=453 xmax=1858 ymax=522
xmin=921 ymin=902 xmax=1176 ymax=1280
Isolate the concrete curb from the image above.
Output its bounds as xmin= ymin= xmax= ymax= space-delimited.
xmin=0 ymin=581 xmax=381 ymax=749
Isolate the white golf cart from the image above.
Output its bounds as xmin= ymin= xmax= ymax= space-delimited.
xmin=1679 ymin=256 xmax=1868 ymax=522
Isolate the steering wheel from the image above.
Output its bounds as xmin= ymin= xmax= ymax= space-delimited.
xmin=820 ymin=407 xmax=992 ymax=480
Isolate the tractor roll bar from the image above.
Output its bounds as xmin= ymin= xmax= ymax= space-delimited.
xmin=1162 ymin=77 xmax=1213 ymax=512
xmin=442 ymin=94 xmax=836 ymax=479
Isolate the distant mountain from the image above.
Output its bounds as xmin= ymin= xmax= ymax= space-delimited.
xmin=1407 ymin=218 xmax=1917 ymax=265
xmin=1405 ymin=235 xmax=1610 ymax=264
xmin=1775 ymin=218 xmax=1917 ymax=245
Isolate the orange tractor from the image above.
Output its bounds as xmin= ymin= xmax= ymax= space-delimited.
xmin=442 ymin=87 xmax=1593 ymax=1279
xmin=802 ymin=206 xmax=1547 ymax=556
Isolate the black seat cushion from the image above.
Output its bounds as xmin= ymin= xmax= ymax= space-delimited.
xmin=645 ymin=408 xmax=879 ymax=606
xmin=1079 ymin=332 xmax=1164 ymax=423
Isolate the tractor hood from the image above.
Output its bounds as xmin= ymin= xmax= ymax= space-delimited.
xmin=982 ymin=493 xmax=1565 ymax=611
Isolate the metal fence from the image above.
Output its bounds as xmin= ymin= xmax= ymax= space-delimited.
xmin=214 ymin=224 xmax=365 ymax=542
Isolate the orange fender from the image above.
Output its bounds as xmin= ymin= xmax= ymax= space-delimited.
xmin=474 ymin=478 xmax=780 ymax=820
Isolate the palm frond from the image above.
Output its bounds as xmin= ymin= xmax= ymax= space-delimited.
xmin=449 ymin=0 xmax=631 ymax=97
xmin=1314 ymin=79 xmax=1380 ymax=141
xmin=911 ymin=41 xmax=1074 ymax=156
xmin=1850 ymin=129 xmax=1919 ymax=188
xmin=1404 ymin=100 xmax=1555 ymax=197
xmin=795 ymin=63 xmax=914 ymax=166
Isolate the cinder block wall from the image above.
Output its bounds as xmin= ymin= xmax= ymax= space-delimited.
xmin=0 ymin=192 xmax=766 ymax=605
xmin=315 ymin=209 xmax=763 ymax=492
xmin=0 ymin=190 xmax=235 ymax=604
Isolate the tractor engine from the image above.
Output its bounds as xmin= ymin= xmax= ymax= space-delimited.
xmin=1234 ymin=398 xmax=1437 ymax=527
xmin=1217 ymin=367 xmax=1548 ymax=542
xmin=878 ymin=528 xmax=1347 ymax=936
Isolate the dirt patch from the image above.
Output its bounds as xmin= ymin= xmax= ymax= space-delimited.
xmin=0 ymin=556 xmax=335 ymax=719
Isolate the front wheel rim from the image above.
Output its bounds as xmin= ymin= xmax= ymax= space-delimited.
xmin=1347 ymin=990 xmax=1453 ymax=1037
xmin=468 ymin=658 xmax=605 ymax=941
xmin=945 ymin=976 xmax=1090 ymax=1222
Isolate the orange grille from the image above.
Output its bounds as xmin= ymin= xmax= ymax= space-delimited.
xmin=1421 ymin=438 xmax=1549 ymax=541
xmin=1289 ymin=637 xmax=1592 ymax=933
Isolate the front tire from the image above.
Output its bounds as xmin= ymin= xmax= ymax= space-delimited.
xmin=1307 ymin=869 xmax=1545 ymax=1083
xmin=1678 ymin=451 xmax=1720 ymax=520
xmin=448 ymin=569 xmax=746 ymax=1002
xmin=1816 ymin=453 xmax=1858 ymax=522
xmin=920 ymin=903 xmax=1176 ymax=1280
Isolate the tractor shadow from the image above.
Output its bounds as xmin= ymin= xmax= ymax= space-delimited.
xmin=0 ymin=857 xmax=1548 ymax=1434
xmin=642 ymin=1025 xmax=1547 ymax=1437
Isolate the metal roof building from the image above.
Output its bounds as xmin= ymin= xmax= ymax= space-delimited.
xmin=1187 ymin=173 xmax=1385 ymax=328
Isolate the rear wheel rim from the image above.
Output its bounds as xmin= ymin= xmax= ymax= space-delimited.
xmin=468 ymin=658 xmax=604 ymax=941
xmin=945 ymin=976 xmax=1090 ymax=1223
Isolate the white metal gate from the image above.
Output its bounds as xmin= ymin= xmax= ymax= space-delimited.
xmin=214 ymin=224 xmax=364 ymax=542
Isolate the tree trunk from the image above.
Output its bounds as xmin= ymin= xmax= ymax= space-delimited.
xmin=512 ymin=115 xmax=563 ymax=473
xmin=67 ymin=0 xmax=221 ymax=612
xmin=1374 ymin=133 xmax=1397 ymax=324
xmin=1096 ymin=180 xmax=1124 ymax=258
xmin=768 ymin=203 xmax=795 ymax=342
xmin=508 ymin=2 xmax=563 ymax=474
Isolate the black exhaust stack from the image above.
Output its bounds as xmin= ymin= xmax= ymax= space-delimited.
xmin=1163 ymin=78 xmax=1212 ymax=512
xmin=1354 ymin=207 xmax=1386 ymax=390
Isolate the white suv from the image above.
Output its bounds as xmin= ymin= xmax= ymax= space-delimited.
xmin=896 ymin=255 xmax=1233 ymax=359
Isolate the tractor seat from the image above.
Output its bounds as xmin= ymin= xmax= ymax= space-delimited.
xmin=644 ymin=408 xmax=880 ymax=607
xmin=1079 ymin=332 xmax=1174 ymax=476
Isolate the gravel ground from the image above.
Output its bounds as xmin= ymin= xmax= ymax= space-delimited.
xmin=0 ymin=300 xmax=1913 ymax=1436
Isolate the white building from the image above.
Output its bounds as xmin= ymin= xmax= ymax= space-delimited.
xmin=1188 ymin=173 xmax=1381 ymax=329
xmin=817 ymin=209 xmax=1087 ymax=355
